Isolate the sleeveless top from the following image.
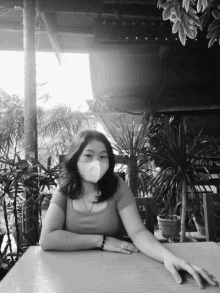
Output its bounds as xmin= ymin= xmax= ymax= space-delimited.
xmin=50 ymin=177 xmax=135 ymax=238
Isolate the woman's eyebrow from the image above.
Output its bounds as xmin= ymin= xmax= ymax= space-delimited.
xmin=84 ymin=149 xmax=107 ymax=153
xmin=83 ymin=149 xmax=94 ymax=152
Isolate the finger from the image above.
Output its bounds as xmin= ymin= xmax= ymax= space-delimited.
xmin=122 ymin=249 xmax=131 ymax=254
xmin=126 ymin=245 xmax=139 ymax=253
xmin=209 ymin=274 xmax=219 ymax=286
xmin=181 ymin=262 xmax=204 ymax=289
xmin=117 ymin=242 xmax=130 ymax=254
xmin=118 ymin=246 xmax=131 ymax=254
xmin=123 ymin=242 xmax=139 ymax=253
xmin=192 ymin=266 xmax=219 ymax=287
xmin=166 ymin=265 xmax=182 ymax=284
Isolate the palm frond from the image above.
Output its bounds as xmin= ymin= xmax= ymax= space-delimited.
xmin=40 ymin=105 xmax=87 ymax=137
xmin=189 ymin=116 xmax=207 ymax=155
xmin=106 ymin=112 xmax=154 ymax=194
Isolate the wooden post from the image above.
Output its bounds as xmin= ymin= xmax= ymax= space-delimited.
xmin=128 ymin=155 xmax=138 ymax=197
xmin=23 ymin=0 xmax=39 ymax=244
xmin=203 ymin=193 xmax=216 ymax=241
xmin=180 ymin=179 xmax=187 ymax=243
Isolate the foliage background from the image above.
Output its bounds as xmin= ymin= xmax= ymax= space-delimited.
xmin=158 ymin=0 xmax=220 ymax=48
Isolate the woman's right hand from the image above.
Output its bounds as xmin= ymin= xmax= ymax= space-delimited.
xmin=103 ymin=236 xmax=139 ymax=254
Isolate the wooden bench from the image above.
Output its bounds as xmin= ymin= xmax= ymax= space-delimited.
xmin=135 ymin=197 xmax=155 ymax=235
xmin=203 ymin=193 xmax=220 ymax=241
xmin=123 ymin=196 xmax=155 ymax=242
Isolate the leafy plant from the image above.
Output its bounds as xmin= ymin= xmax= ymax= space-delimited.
xmin=158 ymin=0 xmax=220 ymax=48
xmin=146 ymin=115 xmax=209 ymax=242
xmin=0 ymin=241 xmax=17 ymax=281
xmin=0 ymin=92 xmax=89 ymax=166
xmin=0 ymin=147 xmax=60 ymax=279
xmin=106 ymin=112 xmax=154 ymax=197
xmin=38 ymin=105 xmax=90 ymax=166
xmin=0 ymin=144 xmax=59 ymax=240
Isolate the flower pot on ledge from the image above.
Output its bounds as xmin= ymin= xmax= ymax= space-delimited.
xmin=157 ymin=214 xmax=181 ymax=239
xmin=168 ymin=236 xmax=198 ymax=243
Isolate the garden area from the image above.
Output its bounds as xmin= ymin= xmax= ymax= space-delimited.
xmin=1 ymin=92 xmax=220 ymax=281
xmin=0 ymin=0 xmax=220 ymax=283
xmin=92 ymin=108 xmax=220 ymax=244
xmin=0 ymin=90 xmax=96 ymax=280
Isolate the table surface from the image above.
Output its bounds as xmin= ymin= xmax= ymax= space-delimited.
xmin=0 ymin=242 xmax=220 ymax=293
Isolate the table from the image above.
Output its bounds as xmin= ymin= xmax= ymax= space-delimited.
xmin=0 ymin=242 xmax=220 ymax=293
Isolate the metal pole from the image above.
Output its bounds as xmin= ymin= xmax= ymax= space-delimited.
xmin=23 ymin=0 xmax=39 ymax=244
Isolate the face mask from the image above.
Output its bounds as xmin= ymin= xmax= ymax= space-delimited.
xmin=77 ymin=160 xmax=109 ymax=183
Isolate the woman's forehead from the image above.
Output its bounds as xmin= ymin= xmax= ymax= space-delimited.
xmin=83 ymin=140 xmax=107 ymax=152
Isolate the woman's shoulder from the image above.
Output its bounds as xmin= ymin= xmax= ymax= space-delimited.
xmin=114 ymin=176 xmax=135 ymax=211
xmin=114 ymin=176 xmax=133 ymax=199
xmin=50 ymin=187 xmax=67 ymax=212
xmin=52 ymin=186 xmax=67 ymax=197
xmin=116 ymin=176 xmax=129 ymax=190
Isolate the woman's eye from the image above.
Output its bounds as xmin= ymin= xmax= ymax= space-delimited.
xmin=101 ymin=156 xmax=108 ymax=159
xmin=85 ymin=154 xmax=92 ymax=158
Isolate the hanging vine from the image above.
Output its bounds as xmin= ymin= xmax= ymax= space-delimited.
xmin=158 ymin=0 xmax=220 ymax=47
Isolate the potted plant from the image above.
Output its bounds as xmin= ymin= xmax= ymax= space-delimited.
xmin=146 ymin=114 xmax=208 ymax=242
xmin=157 ymin=202 xmax=181 ymax=240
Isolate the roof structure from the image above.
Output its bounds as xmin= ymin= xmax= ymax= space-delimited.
xmin=0 ymin=0 xmax=219 ymax=115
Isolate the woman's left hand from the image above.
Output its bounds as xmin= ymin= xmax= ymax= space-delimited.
xmin=163 ymin=254 xmax=219 ymax=289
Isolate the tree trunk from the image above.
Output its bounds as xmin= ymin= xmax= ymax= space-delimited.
xmin=180 ymin=179 xmax=187 ymax=242
xmin=128 ymin=155 xmax=138 ymax=197
xmin=23 ymin=0 xmax=39 ymax=244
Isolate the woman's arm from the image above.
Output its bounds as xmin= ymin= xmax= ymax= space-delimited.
xmin=40 ymin=203 xmax=137 ymax=253
xmin=119 ymin=203 xmax=174 ymax=262
xmin=119 ymin=203 xmax=218 ymax=288
xmin=40 ymin=203 xmax=103 ymax=251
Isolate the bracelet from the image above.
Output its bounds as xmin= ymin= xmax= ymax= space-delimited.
xmin=100 ymin=235 xmax=106 ymax=251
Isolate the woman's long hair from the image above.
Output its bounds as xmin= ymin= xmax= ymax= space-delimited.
xmin=59 ymin=130 xmax=118 ymax=202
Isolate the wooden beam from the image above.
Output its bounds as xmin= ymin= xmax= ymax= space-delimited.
xmin=114 ymin=154 xmax=129 ymax=165
xmin=0 ymin=0 xmax=104 ymax=13
xmin=0 ymin=30 xmax=95 ymax=52
xmin=39 ymin=11 xmax=65 ymax=64
xmin=153 ymin=105 xmax=220 ymax=115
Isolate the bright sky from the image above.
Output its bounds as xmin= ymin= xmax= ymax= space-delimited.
xmin=0 ymin=51 xmax=94 ymax=111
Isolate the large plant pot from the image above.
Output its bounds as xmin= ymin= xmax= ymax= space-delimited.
xmin=168 ymin=236 xmax=198 ymax=243
xmin=192 ymin=215 xmax=206 ymax=236
xmin=0 ymin=227 xmax=6 ymax=251
xmin=157 ymin=214 xmax=181 ymax=239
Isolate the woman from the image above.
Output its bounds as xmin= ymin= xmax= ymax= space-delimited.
xmin=40 ymin=130 xmax=218 ymax=289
